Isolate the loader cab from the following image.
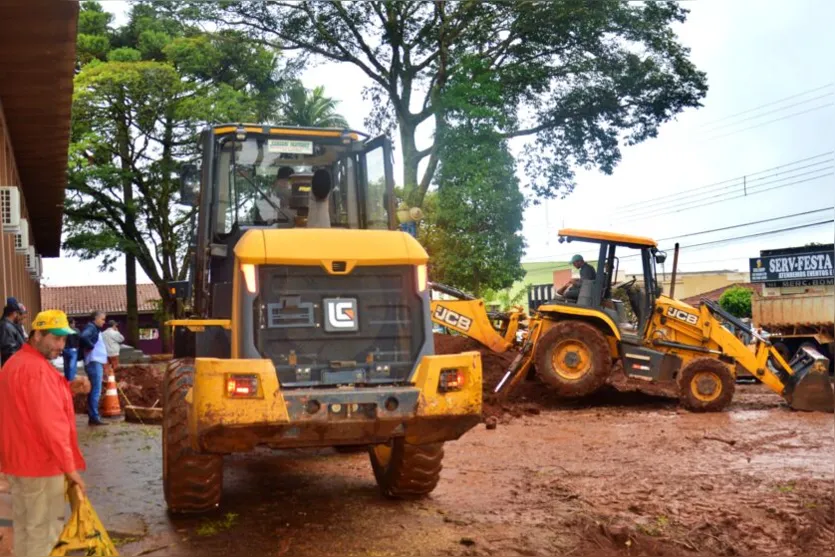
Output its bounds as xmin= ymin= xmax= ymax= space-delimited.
xmin=556 ymin=229 xmax=666 ymax=336
xmin=183 ymin=124 xmax=396 ymax=322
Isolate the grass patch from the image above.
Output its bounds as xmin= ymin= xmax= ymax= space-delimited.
xmin=196 ymin=513 xmax=238 ymax=537
xmin=776 ymin=482 xmax=795 ymax=493
xmin=636 ymin=515 xmax=670 ymax=537
xmin=112 ymin=536 xmax=141 ymax=546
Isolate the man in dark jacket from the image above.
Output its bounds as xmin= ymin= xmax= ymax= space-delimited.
xmin=0 ymin=304 xmax=25 ymax=367
xmin=79 ymin=311 xmax=108 ymax=426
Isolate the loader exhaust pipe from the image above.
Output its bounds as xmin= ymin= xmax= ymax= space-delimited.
xmin=669 ymin=243 xmax=680 ymax=298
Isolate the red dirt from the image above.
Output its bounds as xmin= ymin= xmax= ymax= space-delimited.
xmin=73 ymin=363 xmax=164 ymax=414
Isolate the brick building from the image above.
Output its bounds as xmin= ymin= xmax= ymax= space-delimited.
xmin=41 ymin=284 xmax=165 ymax=355
xmin=0 ymin=1 xmax=79 ymax=324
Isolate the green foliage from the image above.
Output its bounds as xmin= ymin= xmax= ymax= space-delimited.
xmin=420 ymin=128 xmax=526 ymax=296
xmin=279 ymin=83 xmax=349 ymax=128
xmin=65 ymin=2 xmax=287 ymax=319
xmin=719 ymin=286 xmax=753 ymax=319
xmin=168 ymin=1 xmax=707 ymax=204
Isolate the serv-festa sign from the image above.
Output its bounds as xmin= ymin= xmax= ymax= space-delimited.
xmin=750 ymin=248 xmax=834 ymax=287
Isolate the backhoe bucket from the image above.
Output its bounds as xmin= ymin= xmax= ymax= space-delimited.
xmin=785 ymin=346 xmax=834 ymax=413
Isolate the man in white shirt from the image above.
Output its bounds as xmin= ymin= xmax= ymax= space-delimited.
xmin=101 ymin=320 xmax=124 ymax=371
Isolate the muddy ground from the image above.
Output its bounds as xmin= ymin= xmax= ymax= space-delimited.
xmin=25 ymin=388 xmax=828 ymax=556
xmin=33 ymin=336 xmax=831 ymax=556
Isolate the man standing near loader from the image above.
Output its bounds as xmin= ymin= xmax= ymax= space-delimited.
xmin=0 ymin=310 xmax=88 ymax=557
xmin=557 ymin=254 xmax=597 ymax=302
xmin=0 ymin=302 xmax=25 ymax=366
xmin=79 ymin=311 xmax=108 ymax=426
xmin=101 ymin=320 xmax=124 ymax=371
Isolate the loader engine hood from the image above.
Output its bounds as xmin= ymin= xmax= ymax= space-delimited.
xmin=234 ymin=229 xmax=434 ymax=388
xmin=235 ymin=228 xmax=429 ymax=268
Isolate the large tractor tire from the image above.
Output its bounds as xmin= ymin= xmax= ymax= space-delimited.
xmin=534 ymin=320 xmax=613 ymax=397
xmin=163 ymin=358 xmax=223 ymax=513
xmin=369 ymin=439 xmax=444 ymax=499
xmin=678 ymin=357 xmax=735 ymax=413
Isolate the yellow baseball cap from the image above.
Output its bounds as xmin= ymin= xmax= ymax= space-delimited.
xmin=32 ymin=309 xmax=75 ymax=336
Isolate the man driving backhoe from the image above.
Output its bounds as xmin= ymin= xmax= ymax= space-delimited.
xmin=556 ymin=254 xmax=596 ymax=302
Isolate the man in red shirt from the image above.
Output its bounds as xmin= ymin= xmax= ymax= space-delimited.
xmin=0 ymin=309 xmax=88 ymax=557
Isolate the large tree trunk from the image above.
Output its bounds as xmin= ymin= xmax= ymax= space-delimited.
xmin=399 ymin=121 xmax=420 ymax=204
xmin=116 ymin=96 xmax=140 ymax=348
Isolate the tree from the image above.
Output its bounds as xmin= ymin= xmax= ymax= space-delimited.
xmin=169 ymin=1 xmax=707 ymax=206
xmin=65 ymin=2 xmax=286 ymax=349
xmin=719 ymin=286 xmax=753 ymax=319
xmin=279 ymin=83 xmax=349 ymax=128
xmin=419 ymin=127 xmax=526 ymax=296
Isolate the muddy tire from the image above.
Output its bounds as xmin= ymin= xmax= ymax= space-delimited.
xmin=773 ymin=342 xmax=791 ymax=362
xmin=163 ymin=358 xmax=223 ymax=513
xmin=369 ymin=439 xmax=444 ymax=499
xmin=534 ymin=320 xmax=612 ymax=397
xmin=678 ymin=357 xmax=735 ymax=413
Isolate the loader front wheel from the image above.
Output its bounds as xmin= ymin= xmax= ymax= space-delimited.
xmin=163 ymin=358 xmax=223 ymax=514
xmin=678 ymin=358 xmax=735 ymax=413
xmin=534 ymin=321 xmax=612 ymax=397
xmin=369 ymin=439 xmax=444 ymax=499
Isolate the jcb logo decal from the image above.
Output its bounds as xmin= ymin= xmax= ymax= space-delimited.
xmin=666 ymin=306 xmax=698 ymax=325
xmin=433 ymin=306 xmax=473 ymax=332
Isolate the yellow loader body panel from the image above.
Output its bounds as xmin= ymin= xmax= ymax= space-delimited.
xmin=186 ymin=352 xmax=483 ymax=453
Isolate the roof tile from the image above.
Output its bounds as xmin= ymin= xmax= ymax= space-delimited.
xmin=40 ymin=284 xmax=160 ymax=317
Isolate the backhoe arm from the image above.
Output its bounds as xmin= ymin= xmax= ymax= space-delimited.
xmin=701 ymin=300 xmax=833 ymax=412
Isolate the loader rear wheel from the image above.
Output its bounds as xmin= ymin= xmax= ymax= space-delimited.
xmin=534 ymin=321 xmax=612 ymax=397
xmin=163 ymin=358 xmax=223 ymax=514
xmin=678 ymin=358 xmax=735 ymax=413
xmin=369 ymin=439 xmax=444 ymax=499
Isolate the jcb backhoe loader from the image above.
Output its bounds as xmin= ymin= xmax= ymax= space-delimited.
xmin=429 ymin=282 xmax=527 ymax=353
xmin=494 ymin=229 xmax=833 ymax=413
xmin=162 ymin=124 xmax=482 ymax=513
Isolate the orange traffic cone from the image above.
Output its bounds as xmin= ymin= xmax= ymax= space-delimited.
xmin=100 ymin=366 xmax=122 ymax=418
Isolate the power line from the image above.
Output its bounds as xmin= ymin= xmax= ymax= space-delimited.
xmin=702 ymin=102 xmax=834 ymax=142
xmin=701 ymin=92 xmax=834 ymax=134
xmin=697 ymin=83 xmax=834 ymax=130
xmin=613 ymin=152 xmax=833 ymax=214
xmin=612 ymin=157 xmax=833 ymax=220
xmin=654 ymin=208 xmax=832 ymax=242
xmin=616 ymin=219 xmax=835 ymax=261
xmin=614 ymin=168 xmax=834 ymax=224
xmin=522 ymin=212 xmax=835 ymax=263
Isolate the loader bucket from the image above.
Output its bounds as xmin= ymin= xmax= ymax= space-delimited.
xmin=785 ymin=346 xmax=834 ymax=413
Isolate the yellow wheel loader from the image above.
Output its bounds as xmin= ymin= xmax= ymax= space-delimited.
xmin=494 ymin=229 xmax=833 ymax=413
xmin=162 ymin=124 xmax=482 ymax=513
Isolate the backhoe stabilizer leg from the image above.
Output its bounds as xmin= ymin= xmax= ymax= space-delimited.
xmin=494 ymin=347 xmax=534 ymax=399
xmin=784 ymin=347 xmax=834 ymax=413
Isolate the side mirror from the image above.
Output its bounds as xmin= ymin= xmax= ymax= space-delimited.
xmin=179 ymin=164 xmax=200 ymax=205
xmin=655 ymin=251 xmax=667 ymax=264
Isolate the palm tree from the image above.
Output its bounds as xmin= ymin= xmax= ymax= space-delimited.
xmin=279 ymin=84 xmax=349 ymax=128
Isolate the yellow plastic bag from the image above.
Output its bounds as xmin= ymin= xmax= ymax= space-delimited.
xmin=50 ymin=484 xmax=119 ymax=556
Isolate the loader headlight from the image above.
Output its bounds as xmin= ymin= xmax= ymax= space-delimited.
xmin=225 ymin=374 xmax=261 ymax=398
xmin=416 ymin=264 xmax=427 ymax=292
xmin=241 ymin=264 xmax=258 ymax=294
xmin=438 ymin=368 xmax=466 ymax=392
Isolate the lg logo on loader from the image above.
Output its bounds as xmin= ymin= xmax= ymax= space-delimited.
xmin=433 ymin=307 xmax=473 ymax=332
xmin=666 ymin=306 xmax=698 ymax=325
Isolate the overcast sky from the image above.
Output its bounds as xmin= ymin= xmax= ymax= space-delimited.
xmin=42 ymin=0 xmax=835 ymax=286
